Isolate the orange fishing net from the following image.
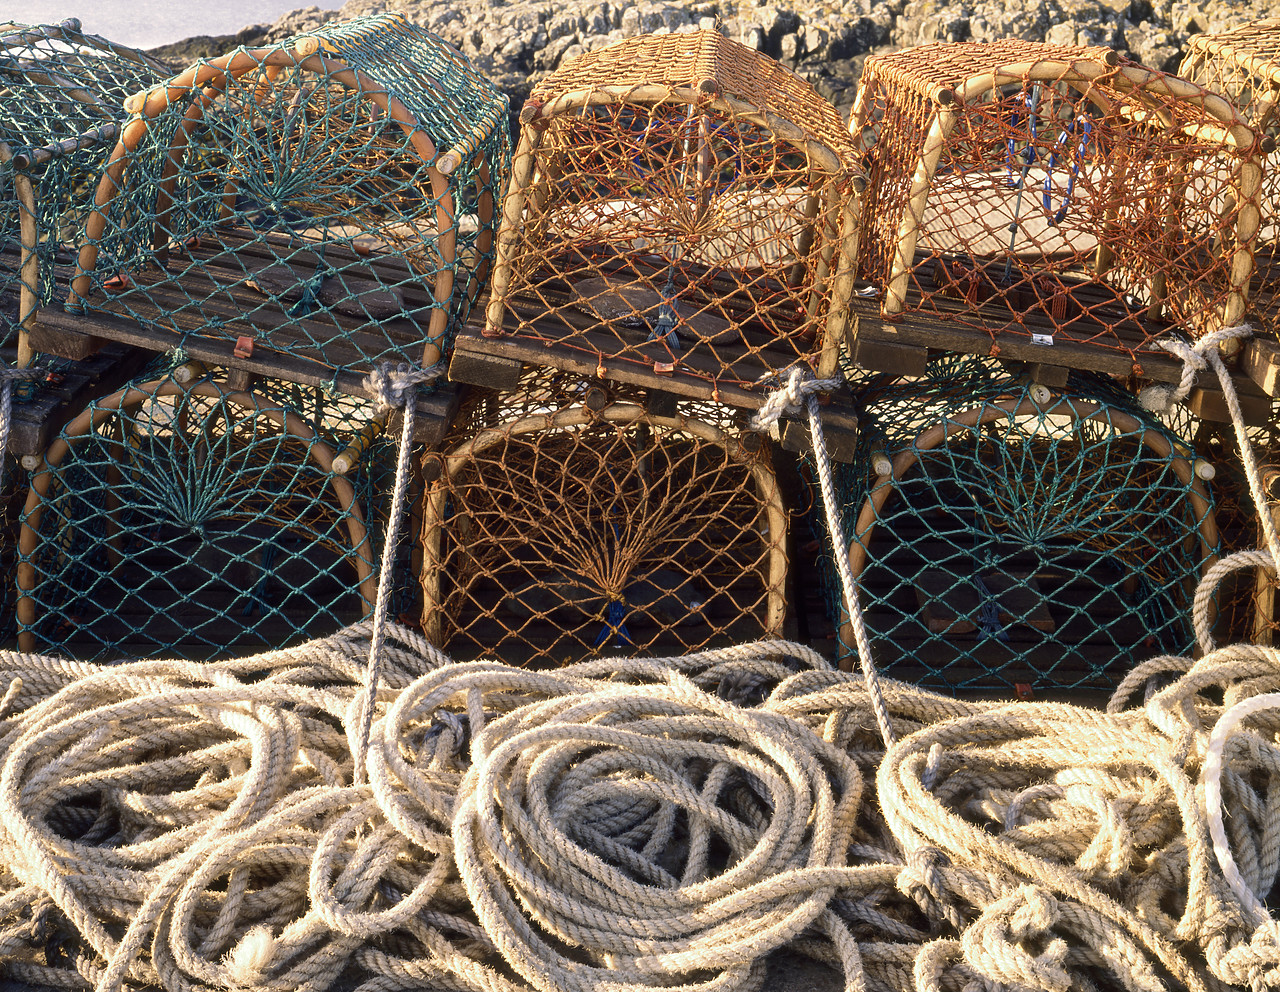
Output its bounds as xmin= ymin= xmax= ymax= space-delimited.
xmin=852 ymin=40 xmax=1263 ymax=372
xmin=480 ymin=31 xmax=862 ymax=401
xmin=419 ymin=370 xmax=789 ymax=664
xmin=1182 ymin=19 xmax=1280 ymax=343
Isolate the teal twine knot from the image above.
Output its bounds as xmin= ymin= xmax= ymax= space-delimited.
xmin=287 ymin=259 xmax=334 ymax=318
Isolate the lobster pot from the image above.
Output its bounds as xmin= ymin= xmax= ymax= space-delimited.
xmin=420 ymin=373 xmax=788 ymax=664
xmin=1181 ymin=20 xmax=1280 ymax=337
xmin=16 ymin=375 xmax=380 ymax=659
xmin=813 ymin=359 xmax=1218 ymax=692
xmin=66 ymin=13 xmax=509 ymax=383
xmin=479 ymin=31 xmax=862 ymax=399
xmin=851 ymin=41 xmax=1261 ymax=372
xmin=0 ymin=20 xmax=166 ymax=328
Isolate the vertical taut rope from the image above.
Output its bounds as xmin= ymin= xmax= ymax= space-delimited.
xmin=752 ymin=367 xmax=897 ymax=747
xmin=354 ymin=362 xmax=443 ymax=785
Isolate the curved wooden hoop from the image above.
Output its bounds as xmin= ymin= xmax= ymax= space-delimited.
xmin=836 ymin=394 xmax=1220 ymax=668
xmin=17 ymin=378 xmax=378 ymax=653
xmin=531 ymin=85 xmax=849 ymax=176
xmin=418 ymin=402 xmax=788 ymax=651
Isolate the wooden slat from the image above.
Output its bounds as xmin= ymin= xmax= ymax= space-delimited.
xmin=31 ymin=306 xmax=462 ymax=446
xmin=847 ymin=295 xmax=1190 ymax=383
xmin=7 ymin=341 xmax=149 ymax=456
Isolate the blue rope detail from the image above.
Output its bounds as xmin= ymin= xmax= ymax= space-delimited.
xmin=973 ymin=574 xmax=1009 ymax=642
xmin=593 ymin=597 xmax=634 ymax=649
xmin=287 ymin=258 xmax=334 ymax=318
xmin=1004 ymin=88 xmax=1039 ymax=188
xmin=1042 ymin=115 xmax=1093 ymax=225
xmin=648 ymin=268 xmax=681 ymax=353
xmin=243 ymin=539 xmax=280 ymax=618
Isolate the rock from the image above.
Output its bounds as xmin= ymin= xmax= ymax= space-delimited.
xmin=145 ymin=0 xmax=1280 ymax=145
xmin=547 ymin=10 xmax=584 ymax=40
xmin=780 ymin=32 xmax=801 ymax=63
xmin=534 ymin=34 xmax=581 ymax=69
xmin=262 ymin=5 xmax=343 ymax=42
xmin=1122 ymin=19 xmax=1181 ymax=70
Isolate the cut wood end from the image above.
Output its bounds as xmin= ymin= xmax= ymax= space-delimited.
xmin=294 ymin=37 xmax=321 ymax=58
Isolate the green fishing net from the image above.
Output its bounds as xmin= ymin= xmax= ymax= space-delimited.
xmin=807 ymin=356 xmax=1219 ymax=693
xmin=14 ymin=368 xmax=409 ymax=659
xmin=0 ymin=19 xmax=168 ymax=316
xmin=65 ymin=12 xmax=510 ymax=382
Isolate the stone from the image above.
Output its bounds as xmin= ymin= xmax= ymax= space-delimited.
xmin=534 ymin=34 xmax=581 ymax=69
xmin=547 ymin=10 xmax=584 ymax=40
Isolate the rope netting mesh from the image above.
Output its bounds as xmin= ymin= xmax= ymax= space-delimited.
xmin=64 ymin=13 xmax=509 ymax=382
xmin=419 ymin=369 xmax=788 ymax=664
xmin=1181 ymin=18 xmax=1280 ymax=343
xmin=805 ymin=355 xmax=1219 ymax=692
xmin=851 ymin=40 xmax=1262 ymax=369
xmin=13 ymin=369 xmax=405 ymax=659
xmin=0 ymin=20 xmax=168 ymax=321
xmin=483 ymin=31 xmax=861 ymax=395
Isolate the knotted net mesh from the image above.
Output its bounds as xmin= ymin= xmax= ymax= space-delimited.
xmin=15 ymin=370 xmax=398 ymax=659
xmin=807 ymin=356 xmax=1219 ymax=692
xmin=0 ymin=19 xmax=168 ymax=316
xmin=853 ymin=41 xmax=1260 ymax=370
xmin=420 ymin=370 xmax=789 ymax=664
xmin=1181 ymin=19 xmax=1280 ymax=343
xmin=64 ymin=13 xmax=509 ymax=384
xmin=483 ymin=31 xmax=861 ymax=397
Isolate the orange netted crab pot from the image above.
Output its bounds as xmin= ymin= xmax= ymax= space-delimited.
xmin=846 ymin=40 xmax=1264 ymax=379
xmin=1179 ymin=20 xmax=1280 ymax=391
xmin=451 ymin=30 xmax=864 ymax=410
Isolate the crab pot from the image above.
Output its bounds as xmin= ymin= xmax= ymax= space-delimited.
xmin=15 ymin=374 xmax=382 ymax=659
xmin=0 ymin=20 xmax=168 ymax=361
xmin=419 ymin=371 xmax=788 ymax=664
xmin=474 ymin=31 xmax=862 ymax=404
xmin=810 ymin=358 xmax=1218 ymax=693
xmin=850 ymin=41 xmax=1262 ymax=373
xmin=62 ymin=13 xmax=509 ymax=385
xmin=1181 ymin=20 xmax=1280 ymax=339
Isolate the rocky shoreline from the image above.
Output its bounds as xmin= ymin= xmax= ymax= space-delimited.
xmin=148 ymin=0 xmax=1271 ymax=121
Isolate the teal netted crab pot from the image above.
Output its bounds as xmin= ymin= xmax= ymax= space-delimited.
xmin=60 ymin=13 xmax=509 ymax=389
xmin=14 ymin=368 xmax=393 ymax=659
xmin=0 ymin=19 xmax=169 ymax=359
xmin=809 ymin=358 xmax=1219 ymax=693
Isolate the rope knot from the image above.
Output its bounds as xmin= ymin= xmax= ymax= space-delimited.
xmin=422 ymin=711 xmax=469 ymax=759
xmin=363 ymin=362 xmax=444 ymax=416
xmin=749 ymin=366 xmax=842 ymax=431
xmin=1216 ymin=921 xmax=1280 ymax=989
xmin=961 ymin=885 xmax=1071 ymax=992
xmin=898 ymin=844 xmax=965 ymax=931
xmin=1140 ymin=324 xmax=1253 ymax=415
